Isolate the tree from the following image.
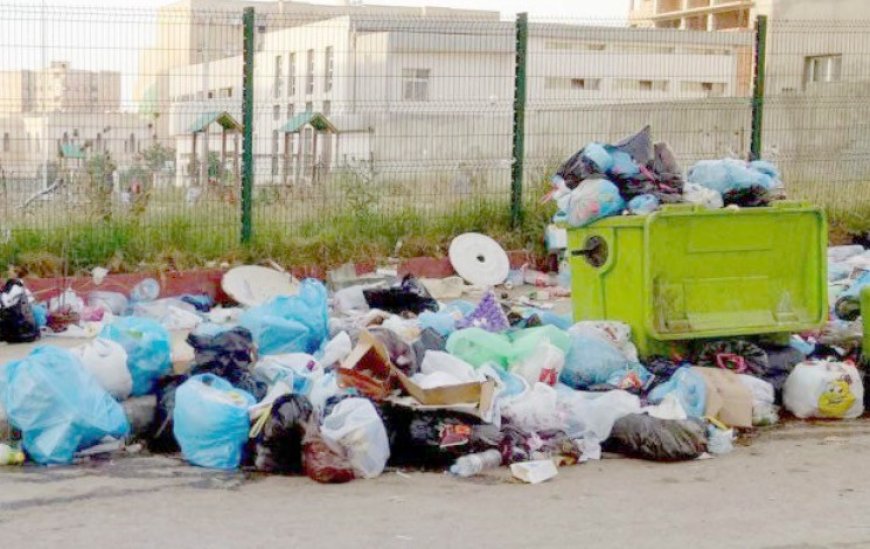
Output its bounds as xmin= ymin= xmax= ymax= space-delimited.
xmin=85 ymin=151 xmax=116 ymax=221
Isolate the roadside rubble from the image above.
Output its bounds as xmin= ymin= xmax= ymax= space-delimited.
xmin=0 ymin=133 xmax=866 ymax=484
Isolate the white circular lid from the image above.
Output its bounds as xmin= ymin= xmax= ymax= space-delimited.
xmin=222 ymin=266 xmax=300 ymax=307
xmin=448 ymin=233 xmax=510 ymax=287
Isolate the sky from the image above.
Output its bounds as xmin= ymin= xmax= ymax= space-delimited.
xmin=0 ymin=0 xmax=630 ymax=103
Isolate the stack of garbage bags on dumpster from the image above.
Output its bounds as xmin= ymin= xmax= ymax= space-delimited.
xmin=551 ymin=125 xmax=786 ymax=227
xmin=0 ymin=268 xmax=865 ymax=482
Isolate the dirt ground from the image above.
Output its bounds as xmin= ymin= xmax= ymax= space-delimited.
xmin=0 ymin=419 xmax=869 ymax=549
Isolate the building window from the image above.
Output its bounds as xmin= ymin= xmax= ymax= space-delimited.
xmin=219 ymin=87 xmax=233 ymax=98
xmin=322 ymin=100 xmax=331 ymax=115
xmin=287 ymin=104 xmax=295 ymax=118
xmin=680 ymin=81 xmax=726 ymax=97
xmin=324 ymin=46 xmax=334 ymax=93
xmin=306 ymin=49 xmax=315 ymax=95
xmin=273 ymin=104 xmax=281 ymax=121
xmin=2 ymin=133 xmax=9 ymax=152
xmin=73 ymin=128 xmax=79 ymax=138
xmin=402 ymin=68 xmax=430 ymax=101
xmin=287 ymin=52 xmax=296 ymax=97
xmin=571 ymin=78 xmax=601 ymax=90
xmin=274 ymin=55 xmax=283 ymax=98
xmin=129 ymin=133 xmax=136 ymax=153
xmin=804 ymin=55 xmax=842 ymax=87
xmin=616 ymin=79 xmax=669 ymax=92
xmin=305 ymin=101 xmax=313 ymax=113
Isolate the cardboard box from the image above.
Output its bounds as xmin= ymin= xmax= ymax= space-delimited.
xmin=692 ymin=366 xmax=753 ymax=429
xmin=337 ymin=330 xmax=396 ymax=400
xmin=387 ymin=365 xmax=496 ymax=421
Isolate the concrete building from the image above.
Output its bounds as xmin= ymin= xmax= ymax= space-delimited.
xmin=165 ymin=16 xmax=752 ymax=187
xmin=134 ymin=0 xmax=498 ymax=137
xmin=629 ymin=0 xmax=759 ymax=30
xmin=0 ymin=112 xmax=156 ymax=178
xmin=0 ymin=61 xmax=121 ymax=114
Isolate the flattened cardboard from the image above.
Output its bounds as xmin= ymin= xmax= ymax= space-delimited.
xmin=692 ymin=366 xmax=753 ymax=429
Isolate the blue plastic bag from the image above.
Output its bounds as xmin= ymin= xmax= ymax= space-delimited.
xmin=559 ymin=334 xmax=635 ymax=389
xmin=173 ymin=374 xmax=255 ymax=470
xmin=687 ymin=158 xmax=780 ymax=195
xmin=648 ymin=367 xmax=707 ymax=418
xmin=565 ymin=179 xmax=626 ymax=228
xmin=627 ymin=194 xmax=660 ymax=215
xmin=0 ymin=346 xmax=130 ymax=464
xmin=101 ymin=317 xmax=172 ymax=396
xmin=239 ymin=279 xmax=329 ymax=356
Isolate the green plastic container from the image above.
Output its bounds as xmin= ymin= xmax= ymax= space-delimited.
xmin=568 ymin=202 xmax=828 ymax=357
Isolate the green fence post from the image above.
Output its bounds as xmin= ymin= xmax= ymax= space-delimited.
xmin=240 ymin=7 xmax=255 ymax=245
xmin=510 ymin=12 xmax=529 ymax=229
xmin=749 ymin=14 xmax=768 ymax=161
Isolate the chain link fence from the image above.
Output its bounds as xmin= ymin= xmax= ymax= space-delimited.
xmin=0 ymin=4 xmax=867 ymax=270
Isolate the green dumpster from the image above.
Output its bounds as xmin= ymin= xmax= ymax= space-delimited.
xmin=568 ymin=202 xmax=828 ymax=357
xmin=862 ymin=285 xmax=870 ymax=360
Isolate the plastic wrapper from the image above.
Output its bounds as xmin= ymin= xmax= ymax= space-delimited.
xmin=0 ymin=346 xmax=130 ymax=464
xmin=604 ymin=413 xmax=707 ymax=462
xmin=239 ymin=279 xmax=329 ymax=356
xmin=173 ymin=374 xmax=255 ymax=470
xmin=101 ymin=317 xmax=172 ymax=396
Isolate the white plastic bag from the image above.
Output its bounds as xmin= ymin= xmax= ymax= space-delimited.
xmin=501 ymin=382 xmax=563 ymax=433
xmin=320 ymin=398 xmax=390 ymax=479
xmin=783 ymin=361 xmax=864 ymax=419
xmin=413 ymin=351 xmax=483 ymax=389
xmin=70 ymin=338 xmax=133 ymax=400
xmin=568 ymin=321 xmax=639 ymax=363
xmin=556 ymin=386 xmax=641 ymax=441
xmin=319 ymin=332 xmax=352 ymax=368
xmin=683 ymin=182 xmax=724 ymax=210
xmin=738 ymin=374 xmax=778 ymax=425
xmin=510 ymin=340 xmax=565 ymax=386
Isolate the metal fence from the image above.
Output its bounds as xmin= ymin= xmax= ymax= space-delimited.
xmin=0 ymin=4 xmax=867 ymax=268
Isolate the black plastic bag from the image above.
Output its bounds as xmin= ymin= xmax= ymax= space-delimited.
xmin=187 ymin=327 xmax=268 ymax=400
xmin=363 ymin=275 xmax=439 ymax=315
xmin=384 ymin=407 xmax=499 ymax=469
xmin=369 ymin=326 xmax=418 ymax=376
xmin=252 ymin=394 xmax=313 ymax=474
xmin=693 ymin=340 xmax=769 ymax=376
xmin=604 ymin=414 xmax=707 ymax=462
xmin=0 ymin=279 xmax=40 ymax=343
xmin=149 ymin=375 xmax=188 ymax=454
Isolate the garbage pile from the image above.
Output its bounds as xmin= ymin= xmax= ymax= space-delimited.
xmin=550 ymin=126 xmax=786 ymax=227
xmin=0 ymin=253 xmax=865 ymax=481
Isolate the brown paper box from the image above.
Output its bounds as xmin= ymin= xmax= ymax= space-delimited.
xmin=692 ymin=366 xmax=753 ymax=429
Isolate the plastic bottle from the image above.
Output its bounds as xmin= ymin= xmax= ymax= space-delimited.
xmin=449 ymin=449 xmax=502 ymax=477
xmin=0 ymin=444 xmax=25 ymax=465
xmin=130 ymin=278 xmax=160 ymax=302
